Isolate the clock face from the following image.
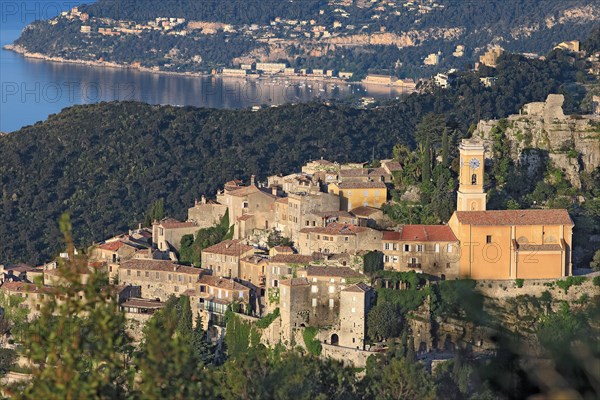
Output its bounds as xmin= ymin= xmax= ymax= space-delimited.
xmin=469 ymin=158 xmax=480 ymax=169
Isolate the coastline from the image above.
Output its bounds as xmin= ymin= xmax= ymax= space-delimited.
xmin=3 ymin=44 xmax=211 ymax=78
xmin=3 ymin=44 xmax=364 ymax=87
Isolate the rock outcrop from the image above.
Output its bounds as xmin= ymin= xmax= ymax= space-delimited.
xmin=475 ymin=94 xmax=600 ymax=188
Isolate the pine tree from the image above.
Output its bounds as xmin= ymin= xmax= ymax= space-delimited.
xmin=407 ymin=336 xmax=416 ymax=363
xmin=422 ymin=140 xmax=432 ymax=184
xmin=13 ymin=214 xmax=133 ymax=399
xmin=442 ymin=128 xmax=449 ymax=167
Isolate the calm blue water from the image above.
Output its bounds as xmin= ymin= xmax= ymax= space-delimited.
xmin=0 ymin=0 xmax=398 ymax=133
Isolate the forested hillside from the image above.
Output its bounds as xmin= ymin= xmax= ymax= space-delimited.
xmin=12 ymin=0 xmax=599 ymax=76
xmin=0 ymin=50 xmax=592 ymax=264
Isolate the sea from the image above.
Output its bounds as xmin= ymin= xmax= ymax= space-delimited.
xmin=0 ymin=0 xmax=402 ymax=133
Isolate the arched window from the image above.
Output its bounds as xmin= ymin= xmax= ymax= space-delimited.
xmin=471 ymin=174 xmax=477 ymax=184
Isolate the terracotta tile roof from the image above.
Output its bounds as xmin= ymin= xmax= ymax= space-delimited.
xmin=237 ymin=214 xmax=254 ymax=222
xmin=199 ymin=275 xmax=250 ymax=291
xmin=350 ymin=206 xmax=381 ymax=217
xmin=202 ymin=240 xmax=255 ymax=256
xmin=382 ymin=161 xmax=402 ymax=172
xmin=335 ymin=181 xmax=387 ymax=189
xmin=273 ymin=246 xmax=294 ymax=253
xmin=306 ymin=266 xmax=363 ymax=278
xmin=227 ymin=185 xmax=261 ymax=197
xmin=242 ymin=255 xmax=269 ymax=264
xmin=158 ymin=218 xmax=198 ymax=229
xmin=121 ymin=298 xmax=165 ymax=309
xmin=270 ymin=254 xmax=315 ymax=264
xmin=382 ymin=231 xmax=401 ymax=240
xmin=97 ymin=241 xmax=125 ymax=251
xmin=120 ymin=259 xmax=202 ymax=275
xmin=343 ymin=282 xmax=372 ymax=293
xmin=401 ymin=225 xmax=457 ymax=242
xmin=276 ymin=197 xmax=289 ymax=204
xmin=3 ymin=264 xmax=35 ymax=273
xmin=455 ymin=210 xmax=573 ymax=226
xmin=280 ymin=277 xmax=310 ymax=286
xmin=1 ymin=281 xmax=53 ymax=294
xmin=339 ymin=168 xmax=388 ymax=178
xmin=313 ymin=210 xmax=353 ymax=218
xmin=299 ymin=222 xmax=368 ymax=235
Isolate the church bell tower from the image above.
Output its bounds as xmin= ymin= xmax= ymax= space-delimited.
xmin=457 ymin=138 xmax=486 ymax=211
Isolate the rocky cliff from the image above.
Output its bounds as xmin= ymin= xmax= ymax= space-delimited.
xmin=475 ymin=94 xmax=600 ymax=188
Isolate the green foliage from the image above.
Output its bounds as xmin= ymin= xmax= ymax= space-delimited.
xmin=590 ymin=249 xmax=600 ymax=271
xmin=179 ymin=210 xmax=231 ymax=265
xmin=593 ymin=276 xmax=600 ymax=287
xmin=373 ymin=270 xmax=423 ymax=289
xmin=302 ymin=327 xmax=322 ymax=356
xmin=144 ymin=198 xmax=165 ymax=227
xmin=555 ymin=276 xmax=587 ymax=294
xmin=267 ymin=230 xmax=293 ymax=248
xmin=373 ymin=357 xmax=435 ymax=400
xmin=0 ymin=348 xmax=17 ymax=376
xmin=367 ymin=301 xmax=402 ymax=341
xmin=14 ymin=214 xmax=133 ymax=400
xmin=363 ymin=250 xmax=384 ymax=274
xmin=0 ymin=291 xmax=28 ymax=340
xmin=255 ymin=308 xmax=280 ymax=329
xmin=515 ymin=278 xmax=525 ymax=288
xmin=225 ymin=312 xmax=259 ymax=359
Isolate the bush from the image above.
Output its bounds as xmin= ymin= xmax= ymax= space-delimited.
xmin=593 ymin=276 xmax=600 ymax=287
xmin=256 ymin=308 xmax=280 ymax=329
xmin=303 ymin=327 xmax=322 ymax=356
xmin=555 ymin=276 xmax=586 ymax=294
xmin=515 ymin=279 xmax=524 ymax=288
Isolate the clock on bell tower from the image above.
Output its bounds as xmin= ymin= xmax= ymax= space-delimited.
xmin=456 ymin=138 xmax=487 ymax=211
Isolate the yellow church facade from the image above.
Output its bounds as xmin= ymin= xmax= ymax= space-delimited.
xmin=448 ymin=139 xmax=573 ymax=280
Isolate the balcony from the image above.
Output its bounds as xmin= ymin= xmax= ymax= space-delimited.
xmin=407 ymin=263 xmax=421 ymax=269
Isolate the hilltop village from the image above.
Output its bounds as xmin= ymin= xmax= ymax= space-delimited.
xmin=0 ymin=136 xmax=580 ymax=366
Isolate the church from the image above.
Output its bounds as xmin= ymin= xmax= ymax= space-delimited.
xmin=448 ymin=138 xmax=574 ymax=280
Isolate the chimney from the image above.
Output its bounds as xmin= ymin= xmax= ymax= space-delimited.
xmin=201 ymin=195 xmax=206 ymax=204
xmin=271 ymin=186 xmax=278 ymax=196
xmin=250 ymin=175 xmax=255 ymax=186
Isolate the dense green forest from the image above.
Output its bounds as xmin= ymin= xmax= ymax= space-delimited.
xmin=12 ymin=0 xmax=599 ymax=75
xmin=0 ymin=48 xmax=593 ymax=265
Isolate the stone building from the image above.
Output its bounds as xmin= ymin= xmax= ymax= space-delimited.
xmin=448 ymin=138 xmax=574 ymax=279
xmin=185 ymin=275 xmax=256 ymax=329
xmin=152 ymin=218 xmax=199 ymax=251
xmin=297 ymin=223 xmax=383 ymax=255
xmin=381 ymin=225 xmax=460 ymax=278
xmin=187 ymin=196 xmax=228 ymax=228
xmin=239 ymin=254 xmax=269 ymax=288
xmin=284 ymin=192 xmax=341 ymax=241
xmin=215 ymin=178 xmax=278 ymax=239
xmin=328 ymin=181 xmax=387 ymax=210
xmin=118 ymin=259 xmax=203 ymax=300
xmin=279 ymin=267 xmax=373 ymax=349
xmin=201 ymin=239 xmax=256 ymax=278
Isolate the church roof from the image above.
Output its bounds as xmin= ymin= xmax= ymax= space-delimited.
xmin=454 ymin=210 xmax=573 ymax=226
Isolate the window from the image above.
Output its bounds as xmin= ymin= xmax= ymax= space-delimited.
xmin=351 ymin=307 xmax=356 ymax=313
xmin=329 ymin=299 xmax=335 ymax=308
xmin=375 ymin=190 xmax=380 ymax=196
xmin=200 ymin=285 xmax=206 ymax=292
xmin=330 ymin=278 xmax=335 ymax=283
xmin=168 ymin=274 xmax=172 ymax=281
xmin=136 ymin=271 xmax=140 ymax=277
xmin=403 ymin=244 xmax=411 ymax=252
xmin=155 ymin=272 xmax=159 ymax=279
xmin=472 ymin=174 xmax=477 ymax=184
xmin=486 ymin=235 xmax=492 ymax=244
xmin=344 ymin=236 xmax=349 ymax=242
xmin=416 ymin=245 xmax=423 ymax=252
xmin=311 ymin=285 xmax=318 ymax=293
xmin=174 ymin=286 xmax=179 ymax=292
xmin=329 ymin=286 xmax=335 ymax=293
xmin=384 ymin=255 xmax=390 ymax=262
xmin=145 ymin=271 xmax=149 ymax=277
xmin=312 ymin=298 xmax=317 ymax=307
xmin=363 ymin=190 xmax=369 ymax=197
xmin=446 ymin=263 xmax=451 ymax=269
xmin=447 ymin=244 xmax=453 ymax=253
xmin=127 ymin=269 xmax=131 ymax=276
xmin=435 ymin=244 xmax=440 ymax=253
xmin=305 ymin=221 xmax=310 ymax=226
xmin=384 ymin=243 xmax=390 ymax=250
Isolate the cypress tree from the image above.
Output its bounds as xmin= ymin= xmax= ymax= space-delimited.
xmin=442 ymin=128 xmax=449 ymax=167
